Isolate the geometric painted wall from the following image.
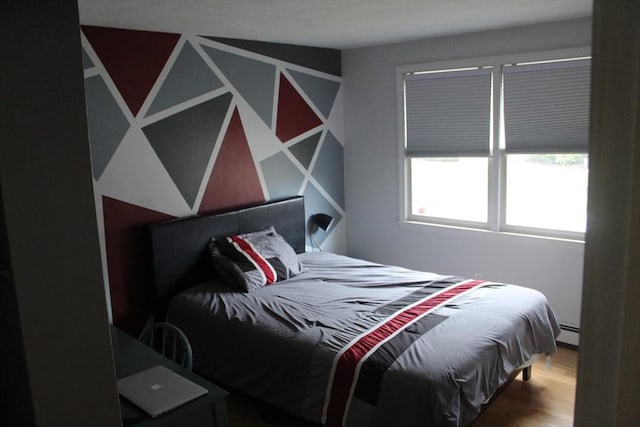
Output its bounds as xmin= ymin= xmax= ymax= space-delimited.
xmin=80 ymin=26 xmax=345 ymax=335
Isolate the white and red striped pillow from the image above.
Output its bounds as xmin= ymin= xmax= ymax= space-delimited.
xmin=209 ymin=227 xmax=303 ymax=292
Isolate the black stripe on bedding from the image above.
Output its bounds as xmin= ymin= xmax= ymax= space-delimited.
xmin=353 ymin=278 xmax=463 ymax=406
xmin=353 ymin=313 xmax=448 ymax=405
xmin=375 ymin=277 xmax=463 ymax=316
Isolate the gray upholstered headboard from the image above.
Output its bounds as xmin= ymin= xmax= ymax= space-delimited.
xmin=148 ymin=196 xmax=305 ymax=319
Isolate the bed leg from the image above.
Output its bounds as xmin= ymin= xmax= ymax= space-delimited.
xmin=522 ymin=366 xmax=531 ymax=381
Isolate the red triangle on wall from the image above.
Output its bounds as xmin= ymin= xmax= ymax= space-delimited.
xmin=276 ymin=74 xmax=323 ymax=143
xmin=199 ymin=108 xmax=265 ymax=213
xmin=82 ymin=26 xmax=180 ymax=117
xmin=102 ymin=196 xmax=174 ymax=336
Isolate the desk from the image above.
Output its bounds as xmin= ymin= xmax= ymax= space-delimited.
xmin=111 ymin=326 xmax=228 ymax=427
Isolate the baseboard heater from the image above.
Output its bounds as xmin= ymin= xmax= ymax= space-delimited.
xmin=558 ymin=324 xmax=580 ymax=348
xmin=559 ymin=323 xmax=580 ymax=334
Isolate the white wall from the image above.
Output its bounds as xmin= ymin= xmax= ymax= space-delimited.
xmin=342 ymin=18 xmax=592 ymax=344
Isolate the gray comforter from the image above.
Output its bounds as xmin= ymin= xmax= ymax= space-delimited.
xmin=168 ymin=252 xmax=560 ymax=426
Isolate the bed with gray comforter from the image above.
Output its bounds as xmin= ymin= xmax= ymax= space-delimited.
xmin=167 ymin=251 xmax=560 ymax=427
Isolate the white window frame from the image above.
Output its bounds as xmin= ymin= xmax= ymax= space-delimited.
xmin=397 ymin=47 xmax=591 ymax=241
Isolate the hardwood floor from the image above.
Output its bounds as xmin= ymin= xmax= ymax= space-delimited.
xmin=474 ymin=346 xmax=577 ymax=426
xmin=226 ymin=346 xmax=578 ymax=427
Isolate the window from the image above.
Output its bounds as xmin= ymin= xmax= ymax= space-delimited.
xmin=400 ymin=52 xmax=590 ymax=239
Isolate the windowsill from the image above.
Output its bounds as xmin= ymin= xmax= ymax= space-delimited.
xmin=399 ymin=219 xmax=586 ymax=245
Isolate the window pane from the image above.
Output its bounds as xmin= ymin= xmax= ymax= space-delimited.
xmin=506 ymin=154 xmax=588 ymax=233
xmin=410 ymin=158 xmax=488 ymax=223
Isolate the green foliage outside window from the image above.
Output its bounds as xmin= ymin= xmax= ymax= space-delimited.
xmin=525 ymin=153 xmax=586 ymax=166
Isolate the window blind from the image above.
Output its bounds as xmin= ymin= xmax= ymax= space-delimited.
xmin=503 ymin=58 xmax=591 ymax=153
xmin=404 ymin=67 xmax=492 ymax=157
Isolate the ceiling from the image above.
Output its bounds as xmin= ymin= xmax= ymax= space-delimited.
xmin=77 ymin=0 xmax=592 ymax=50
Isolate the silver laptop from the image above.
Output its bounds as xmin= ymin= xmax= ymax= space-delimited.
xmin=117 ymin=365 xmax=208 ymax=418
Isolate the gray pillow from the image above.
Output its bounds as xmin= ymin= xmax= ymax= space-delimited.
xmin=209 ymin=226 xmax=304 ymax=292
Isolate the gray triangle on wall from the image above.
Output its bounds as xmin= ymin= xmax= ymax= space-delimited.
xmin=311 ymin=131 xmax=345 ymax=209
xmin=201 ymin=45 xmax=276 ymax=128
xmin=288 ymin=69 xmax=341 ymax=119
xmin=82 ymin=48 xmax=94 ymax=69
xmin=204 ymin=36 xmax=342 ymax=77
xmin=289 ymin=132 xmax=321 ymax=170
xmin=260 ymin=151 xmax=305 ymax=200
xmin=143 ymin=92 xmax=233 ymax=208
xmin=147 ymin=42 xmax=224 ymax=116
xmin=84 ymin=75 xmax=130 ymax=180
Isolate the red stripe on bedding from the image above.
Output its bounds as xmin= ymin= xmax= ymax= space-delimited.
xmin=323 ymin=279 xmax=487 ymax=427
xmin=229 ymin=235 xmax=277 ymax=285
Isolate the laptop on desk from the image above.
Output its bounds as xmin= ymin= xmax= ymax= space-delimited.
xmin=117 ymin=365 xmax=208 ymax=418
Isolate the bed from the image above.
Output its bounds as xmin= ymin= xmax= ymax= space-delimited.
xmin=147 ymin=196 xmax=560 ymax=427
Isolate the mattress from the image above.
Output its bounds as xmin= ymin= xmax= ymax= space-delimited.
xmin=167 ymin=252 xmax=560 ymax=426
